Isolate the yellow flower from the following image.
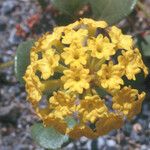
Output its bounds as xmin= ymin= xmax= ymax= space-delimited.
xmin=30 ymin=51 xmax=38 ymax=62
xmin=40 ymin=34 xmax=58 ymax=50
xmin=43 ymin=114 xmax=68 ymax=134
xmin=77 ymin=95 xmax=108 ymax=123
xmin=36 ymin=50 xmax=60 ymax=80
xmin=80 ymin=18 xmax=108 ymax=28
xmin=135 ymin=48 xmax=149 ymax=77
xmin=23 ymin=63 xmax=44 ymax=105
xmin=108 ymin=26 xmax=133 ymax=50
xmin=61 ymin=65 xmax=91 ymax=93
xmin=112 ymin=86 xmax=146 ymax=120
xmin=61 ymin=43 xmax=87 ymax=66
xmin=49 ymin=91 xmax=75 ymax=119
xmin=68 ymin=124 xmax=98 ymax=139
xmin=62 ymin=28 xmax=88 ymax=45
xmin=67 ymin=20 xmax=81 ymax=29
xmin=96 ymin=113 xmax=124 ymax=136
xmin=80 ymin=18 xmax=108 ymax=36
xmin=40 ymin=28 xmax=64 ymax=51
xmin=118 ymin=49 xmax=148 ymax=80
xmin=35 ymin=107 xmax=50 ymax=119
xmin=88 ymin=34 xmax=115 ymax=60
xmin=97 ymin=61 xmax=124 ymax=91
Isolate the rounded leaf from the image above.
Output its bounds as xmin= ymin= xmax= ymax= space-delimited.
xmin=141 ymin=35 xmax=150 ymax=57
xmin=51 ymin=0 xmax=87 ymax=16
xmin=15 ymin=40 xmax=34 ymax=84
xmin=89 ymin=0 xmax=137 ymax=24
xmin=31 ymin=123 xmax=69 ymax=149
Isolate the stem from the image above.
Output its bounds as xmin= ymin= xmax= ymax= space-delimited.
xmin=55 ymin=64 xmax=67 ymax=73
xmin=137 ymin=1 xmax=150 ymax=19
xmin=94 ymin=58 xmax=105 ymax=71
xmin=94 ymin=85 xmax=111 ymax=98
xmin=90 ymin=57 xmax=96 ymax=68
xmin=0 ymin=60 xmax=14 ymax=70
xmin=42 ymin=79 xmax=61 ymax=92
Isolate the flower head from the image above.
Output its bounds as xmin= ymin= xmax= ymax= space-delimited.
xmin=112 ymin=86 xmax=145 ymax=120
xmin=118 ymin=49 xmax=148 ymax=80
xmin=62 ymin=28 xmax=88 ymax=45
xmin=77 ymin=95 xmax=108 ymax=123
xmin=61 ymin=65 xmax=91 ymax=93
xmin=97 ymin=61 xmax=124 ymax=92
xmin=24 ymin=18 xmax=148 ymax=139
xmin=61 ymin=43 xmax=87 ymax=66
xmin=88 ymin=34 xmax=115 ymax=60
xmin=108 ymin=26 xmax=133 ymax=50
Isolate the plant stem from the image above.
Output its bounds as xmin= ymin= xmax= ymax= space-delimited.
xmin=137 ymin=1 xmax=150 ymax=19
xmin=37 ymin=0 xmax=47 ymax=10
xmin=56 ymin=64 xmax=67 ymax=73
xmin=0 ymin=60 xmax=14 ymax=70
xmin=42 ymin=79 xmax=61 ymax=92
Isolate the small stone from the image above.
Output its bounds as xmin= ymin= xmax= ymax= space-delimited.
xmin=106 ymin=139 xmax=116 ymax=147
xmin=97 ymin=137 xmax=106 ymax=148
xmin=130 ymin=131 xmax=140 ymax=142
xmin=1 ymin=0 xmax=17 ymax=15
xmin=133 ymin=123 xmax=142 ymax=133
xmin=0 ymin=103 xmax=20 ymax=124
xmin=0 ymin=19 xmax=6 ymax=31
xmin=141 ymin=144 xmax=148 ymax=150
xmin=108 ymin=130 xmax=117 ymax=136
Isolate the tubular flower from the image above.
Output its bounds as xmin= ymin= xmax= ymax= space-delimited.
xmin=68 ymin=124 xmax=98 ymax=139
xmin=96 ymin=113 xmax=124 ymax=136
xmin=62 ymin=28 xmax=88 ymax=45
xmin=23 ymin=63 xmax=44 ymax=105
xmin=97 ymin=61 xmax=124 ymax=92
xmin=61 ymin=43 xmax=87 ymax=66
xmin=118 ymin=49 xmax=148 ymax=80
xmin=36 ymin=50 xmax=60 ymax=80
xmin=77 ymin=95 xmax=108 ymax=123
xmin=108 ymin=26 xmax=133 ymax=50
xmin=112 ymin=86 xmax=145 ymax=120
xmin=49 ymin=91 xmax=75 ymax=119
xmin=24 ymin=18 xmax=148 ymax=139
xmin=88 ymin=34 xmax=115 ymax=60
xmin=61 ymin=65 xmax=91 ymax=93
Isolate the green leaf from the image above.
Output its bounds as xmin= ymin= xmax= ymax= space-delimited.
xmin=31 ymin=123 xmax=69 ymax=149
xmin=15 ymin=40 xmax=34 ymax=84
xmin=89 ymin=0 xmax=137 ymax=24
xmin=51 ymin=0 xmax=137 ymax=24
xmin=141 ymin=35 xmax=150 ymax=57
xmin=65 ymin=116 xmax=77 ymax=129
xmin=51 ymin=0 xmax=87 ymax=17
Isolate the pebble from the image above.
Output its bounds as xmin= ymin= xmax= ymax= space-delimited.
xmin=1 ymin=0 xmax=17 ymax=15
xmin=141 ymin=144 xmax=149 ymax=150
xmin=97 ymin=137 xmax=106 ymax=148
xmin=106 ymin=139 xmax=116 ymax=147
xmin=133 ymin=123 xmax=142 ymax=133
xmin=0 ymin=19 xmax=6 ymax=31
xmin=130 ymin=131 xmax=141 ymax=142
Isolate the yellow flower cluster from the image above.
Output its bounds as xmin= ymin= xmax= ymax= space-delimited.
xmin=24 ymin=18 xmax=148 ymax=139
